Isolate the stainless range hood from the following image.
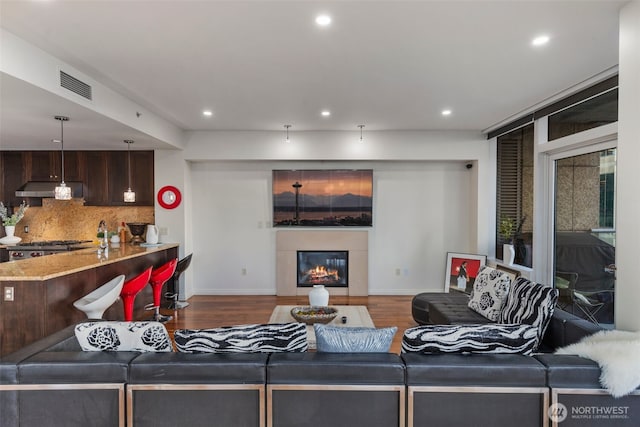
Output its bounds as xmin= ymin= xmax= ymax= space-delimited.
xmin=15 ymin=181 xmax=84 ymax=198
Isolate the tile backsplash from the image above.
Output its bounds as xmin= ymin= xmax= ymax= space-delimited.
xmin=2 ymin=198 xmax=154 ymax=243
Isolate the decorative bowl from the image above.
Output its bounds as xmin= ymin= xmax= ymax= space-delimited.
xmin=290 ymin=306 xmax=338 ymax=325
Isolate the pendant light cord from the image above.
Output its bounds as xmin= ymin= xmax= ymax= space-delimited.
xmin=60 ymin=119 xmax=65 ymax=183
xmin=127 ymin=141 xmax=132 ymax=190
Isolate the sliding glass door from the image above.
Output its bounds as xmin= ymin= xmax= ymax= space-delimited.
xmin=554 ymin=148 xmax=616 ymax=326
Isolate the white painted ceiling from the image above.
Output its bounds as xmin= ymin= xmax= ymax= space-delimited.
xmin=0 ymin=0 xmax=626 ymax=150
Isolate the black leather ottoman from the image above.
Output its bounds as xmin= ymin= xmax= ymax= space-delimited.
xmin=411 ymin=292 xmax=472 ymax=324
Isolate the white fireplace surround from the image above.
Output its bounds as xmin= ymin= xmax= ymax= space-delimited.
xmin=276 ymin=230 xmax=368 ymax=296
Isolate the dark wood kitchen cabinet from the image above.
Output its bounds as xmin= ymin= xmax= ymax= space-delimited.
xmin=1 ymin=150 xmax=154 ymax=207
xmin=83 ymin=151 xmax=110 ymax=205
xmin=0 ymin=151 xmax=26 ymax=207
xmin=107 ymin=151 xmax=154 ymax=206
xmin=84 ymin=150 xmax=154 ymax=206
xmin=1 ymin=151 xmax=84 ymax=207
xmin=26 ymin=150 xmax=83 ymax=182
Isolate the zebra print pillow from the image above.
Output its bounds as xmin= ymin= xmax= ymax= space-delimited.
xmin=499 ymin=277 xmax=558 ymax=342
xmin=75 ymin=321 xmax=173 ymax=352
xmin=401 ymin=323 xmax=539 ymax=355
xmin=174 ymin=323 xmax=308 ymax=353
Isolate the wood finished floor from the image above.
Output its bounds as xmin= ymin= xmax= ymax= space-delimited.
xmin=162 ymin=295 xmax=418 ymax=354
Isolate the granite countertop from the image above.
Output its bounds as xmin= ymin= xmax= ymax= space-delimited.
xmin=0 ymin=243 xmax=179 ymax=281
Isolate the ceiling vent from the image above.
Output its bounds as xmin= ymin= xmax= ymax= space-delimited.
xmin=60 ymin=70 xmax=92 ymax=100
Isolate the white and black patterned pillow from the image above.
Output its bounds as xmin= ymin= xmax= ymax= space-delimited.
xmin=401 ymin=323 xmax=539 ymax=355
xmin=467 ymin=265 xmax=511 ymax=321
xmin=174 ymin=323 xmax=308 ymax=353
xmin=75 ymin=321 xmax=172 ymax=352
xmin=499 ymin=277 xmax=558 ymax=342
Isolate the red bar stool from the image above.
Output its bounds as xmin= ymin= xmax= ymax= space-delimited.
xmin=120 ymin=267 xmax=153 ymax=321
xmin=146 ymin=259 xmax=178 ymax=322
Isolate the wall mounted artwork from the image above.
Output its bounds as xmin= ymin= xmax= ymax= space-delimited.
xmin=273 ymin=169 xmax=373 ymax=227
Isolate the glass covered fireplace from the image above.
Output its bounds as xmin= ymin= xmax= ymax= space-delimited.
xmin=297 ymin=250 xmax=348 ymax=287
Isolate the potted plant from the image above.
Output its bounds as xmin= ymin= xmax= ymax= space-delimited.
xmin=0 ymin=201 xmax=29 ymax=240
xmin=499 ymin=215 xmax=516 ymax=265
xmin=499 ymin=215 xmax=527 ymax=265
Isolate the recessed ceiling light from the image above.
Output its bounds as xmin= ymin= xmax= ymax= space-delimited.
xmin=321 ymin=110 xmax=331 ymax=117
xmin=202 ymin=110 xmax=213 ymax=117
xmin=441 ymin=109 xmax=452 ymax=116
xmin=316 ymin=15 xmax=332 ymax=26
xmin=532 ymin=35 xmax=550 ymax=46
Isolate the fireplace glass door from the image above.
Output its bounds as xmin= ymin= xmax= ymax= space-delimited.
xmin=297 ymin=251 xmax=348 ymax=287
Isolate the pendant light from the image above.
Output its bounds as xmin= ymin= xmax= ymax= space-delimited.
xmin=284 ymin=125 xmax=291 ymax=143
xmin=358 ymin=124 xmax=365 ymax=143
xmin=124 ymin=140 xmax=136 ymax=202
xmin=54 ymin=116 xmax=72 ymax=200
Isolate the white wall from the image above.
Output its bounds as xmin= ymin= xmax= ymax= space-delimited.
xmin=154 ymin=150 xmax=190 ymax=298
xmin=615 ymin=0 xmax=640 ymax=331
xmin=179 ymin=130 xmax=490 ymax=296
xmin=368 ymin=163 xmax=473 ymax=294
xmin=189 ymin=160 xmax=475 ymax=295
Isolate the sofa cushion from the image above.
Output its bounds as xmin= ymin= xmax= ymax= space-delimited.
xmin=314 ymin=325 xmax=397 ymax=353
xmin=401 ymin=323 xmax=539 ymax=355
xmin=403 ymin=353 xmax=547 ymax=386
xmin=75 ymin=321 xmax=172 ymax=352
xmin=467 ymin=265 xmax=511 ymax=321
xmin=428 ymin=299 xmax=491 ymax=324
xmin=499 ymin=277 xmax=558 ymax=343
xmin=174 ymin=323 xmax=308 ymax=353
xmin=267 ymin=352 xmax=405 ymax=385
xmin=129 ymin=352 xmax=268 ymax=384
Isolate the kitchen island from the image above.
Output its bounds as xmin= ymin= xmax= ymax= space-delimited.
xmin=0 ymin=243 xmax=179 ymax=356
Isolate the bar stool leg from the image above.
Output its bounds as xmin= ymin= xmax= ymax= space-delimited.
xmin=147 ymin=259 xmax=178 ymax=323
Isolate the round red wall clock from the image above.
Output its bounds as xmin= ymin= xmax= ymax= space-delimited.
xmin=157 ymin=185 xmax=182 ymax=209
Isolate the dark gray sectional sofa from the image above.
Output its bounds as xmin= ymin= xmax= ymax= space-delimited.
xmin=1 ymin=301 xmax=638 ymax=427
xmin=410 ymin=291 xmax=640 ymax=427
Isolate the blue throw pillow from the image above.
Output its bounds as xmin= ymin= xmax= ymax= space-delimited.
xmin=314 ymin=324 xmax=397 ymax=353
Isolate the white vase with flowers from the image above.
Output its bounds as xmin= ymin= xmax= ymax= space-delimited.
xmin=0 ymin=201 xmax=28 ymax=244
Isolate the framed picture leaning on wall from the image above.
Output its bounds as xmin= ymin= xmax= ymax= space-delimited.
xmin=444 ymin=252 xmax=487 ymax=293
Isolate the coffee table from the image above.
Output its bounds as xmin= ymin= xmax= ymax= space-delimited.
xmin=268 ymin=305 xmax=375 ymax=349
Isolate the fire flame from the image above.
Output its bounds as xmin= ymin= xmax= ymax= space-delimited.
xmin=307 ymin=265 xmax=339 ymax=282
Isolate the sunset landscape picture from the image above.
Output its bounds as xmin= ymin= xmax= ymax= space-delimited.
xmin=273 ymin=169 xmax=373 ymax=226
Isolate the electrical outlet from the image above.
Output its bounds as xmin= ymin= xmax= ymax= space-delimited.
xmin=24 ymin=225 xmax=29 ymax=233
xmin=4 ymin=287 xmax=14 ymax=301
xmin=158 ymin=227 xmax=168 ymax=235
xmin=241 ymin=268 xmax=247 ymax=276
xmin=395 ymin=268 xmax=401 ymax=276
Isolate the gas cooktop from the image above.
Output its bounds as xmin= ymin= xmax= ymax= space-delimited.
xmin=7 ymin=240 xmax=94 ymax=261
xmin=8 ymin=240 xmax=93 ymax=250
